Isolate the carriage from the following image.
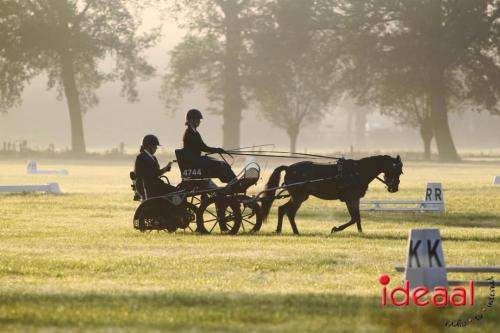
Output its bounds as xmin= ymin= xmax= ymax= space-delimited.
xmin=131 ymin=148 xmax=403 ymax=235
xmin=130 ymin=149 xmax=263 ymax=234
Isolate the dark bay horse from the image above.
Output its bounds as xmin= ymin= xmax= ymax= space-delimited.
xmin=261 ymin=155 xmax=403 ymax=234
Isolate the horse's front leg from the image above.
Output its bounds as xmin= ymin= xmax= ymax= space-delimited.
xmin=352 ymin=198 xmax=362 ymax=233
xmin=331 ymin=220 xmax=355 ymax=233
xmin=331 ymin=199 xmax=358 ymax=233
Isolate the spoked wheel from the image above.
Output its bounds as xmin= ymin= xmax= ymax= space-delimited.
xmin=186 ymin=194 xmax=204 ymax=207
xmin=197 ymin=196 xmax=241 ymax=235
xmin=239 ymin=197 xmax=262 ymax=233
xmin=175 ymin=202 xmax=201 ymax=233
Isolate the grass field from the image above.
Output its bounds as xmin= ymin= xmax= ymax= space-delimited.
xmin=0 ymin=159 xmax=499 ymax=332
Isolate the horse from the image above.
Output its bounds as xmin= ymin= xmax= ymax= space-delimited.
xmin=260 ymin=155 xmax=403 ymax=234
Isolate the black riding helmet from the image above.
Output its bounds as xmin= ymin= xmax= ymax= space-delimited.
xmin=186 ymin=109 xmax=203 ymax=121
xmin=142 ymin=134 xmax=161 ymax=146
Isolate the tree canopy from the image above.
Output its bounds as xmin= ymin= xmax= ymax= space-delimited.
xmin=0 ymin=0 xmax=156 ymax=152
xmin=336 ymin=0 xmax=500 ymax=161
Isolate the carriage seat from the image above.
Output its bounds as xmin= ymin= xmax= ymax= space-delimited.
xmin=175 ymin=149 xmax=206 ymax=179
xmin=175 ymin=148 xmax=226 ymax=192
xmin=130 ymin=171 xmax=147 ymax=201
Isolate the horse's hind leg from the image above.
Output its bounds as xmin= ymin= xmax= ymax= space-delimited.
xmin=276 ymin=200 xmax=291 ymax=234
xmin=286 ymin=196 xmax=307 ymax=235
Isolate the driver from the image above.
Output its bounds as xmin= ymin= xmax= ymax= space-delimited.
xmin=183 ymin=109 xmax=236 ymax=183
xmin=134 ymin=134 xmax=176 ymax=197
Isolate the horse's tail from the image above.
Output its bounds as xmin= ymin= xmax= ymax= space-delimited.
xmin=261 ymin=165 xmax=288 ymax=222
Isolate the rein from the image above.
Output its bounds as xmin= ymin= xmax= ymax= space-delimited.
xmin=375 ymin=175 xmax=387 ymax=186
xmin=225 ymin=144 xmax=276 ymax=151
xmin=224 ymin=150 xmax=342 ymax=160
xmin=219 ymin=151 xmax=233 ymax=166
xmin=222 ymin=152 xmax=325 ymax=159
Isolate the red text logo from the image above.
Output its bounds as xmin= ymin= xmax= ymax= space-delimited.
xmin=379 ymin=275 xmax=474 ymax=307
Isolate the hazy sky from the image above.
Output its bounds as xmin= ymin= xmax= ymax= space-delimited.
xmin=1 ymin=7 xmax=498 ymax=153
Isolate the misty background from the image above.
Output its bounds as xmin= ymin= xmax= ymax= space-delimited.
xmin=1 ymin=1 xmax=500 ymax=158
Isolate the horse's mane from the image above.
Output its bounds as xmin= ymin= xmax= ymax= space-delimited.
xmin=357 ymin=155 xmax=392 ymax=163
xmin=338 ymin=155 xmax=392 ymax=166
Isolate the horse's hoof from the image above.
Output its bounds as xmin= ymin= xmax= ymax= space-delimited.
xmin=273 ymin=230 xmax=282 ymax=235
xmin=331 ymin=227 xmax=339 ymax=233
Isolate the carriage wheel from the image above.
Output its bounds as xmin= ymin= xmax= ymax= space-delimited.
xmin=197 ymin=196 xmax=241 ymax=235
xmin=133 ymin=198 xmax=177 ymax=233
xmin=175 ymin=202 xmax=201 ymax=233
xmin=239 ymin=198 xmax=263 ymax=233
xmin=187 ymin=194 xmax=203 ymax=207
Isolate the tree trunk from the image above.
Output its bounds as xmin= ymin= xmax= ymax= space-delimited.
xmin=354 ymin=107 xmax=367 ymax=148
xmin=60 ymin=50 xmax=86 ymax=154
xmin=420 ymin=116 xmax=433 ymax=161
xmin=221 ymin=2 xmax=243 ymax=149
xmin=346 ymin=109 xmax=353 ymax=142
xmin=428 ymin=71 xmax=460 ymax=162
xmin=287 ymin=127 xmax=299 ymax=153
xmin=422 ymin=136 xmax=432 ymax=161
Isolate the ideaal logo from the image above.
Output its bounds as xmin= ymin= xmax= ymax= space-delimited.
xmin=379 ymin=275 xmax=496 ymax=327
xmin=379 ymin=275 xmax=474 ymax=306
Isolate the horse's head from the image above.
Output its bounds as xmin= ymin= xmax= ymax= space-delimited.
xmin=383 ymin=155 xmax=403 ymax=193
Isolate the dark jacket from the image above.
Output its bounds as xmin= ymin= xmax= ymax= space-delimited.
xmin=183 ymin=127 xmax=218 ymax=158
xmin=134 ymin=151 xmax=165 ymax=196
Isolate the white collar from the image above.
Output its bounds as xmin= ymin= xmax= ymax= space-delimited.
xmin=144 ymin=149 xmax=156 ymax=161
xmin=189 ymin=125 xmax=198 ymax=133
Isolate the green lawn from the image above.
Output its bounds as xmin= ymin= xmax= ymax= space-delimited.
xmin=0 ymin=160 xmax=499 ymax=332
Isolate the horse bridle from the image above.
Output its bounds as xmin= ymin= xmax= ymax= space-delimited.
xmin=376 ymin=160 xmax=403 ymax=188
xmin=376 ymin=175 xmax=399 ymax=188
xmin=375 ymin=175 xmax=388 ymax=186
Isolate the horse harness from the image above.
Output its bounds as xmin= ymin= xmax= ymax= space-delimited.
xmin=335 ymin=158 xmax=361 ymax=187
xmin=336 ymin=158 xmax=393 ymax=188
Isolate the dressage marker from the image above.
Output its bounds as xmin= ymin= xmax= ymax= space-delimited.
xmin=0 ymin=183 xmax=62 ymax=194
xmin=493 ymin=176 xmax=500 ymax=186
xmin=27 ymin=160 xmax=68 ymax=175
xmin=361 ymin=182 xmax=444 ymax=212
xmin=395 ymin=228 xmax=499 ymax=288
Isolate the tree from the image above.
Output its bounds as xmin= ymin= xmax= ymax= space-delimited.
xmin=337 ymin=0 xmax=500 ymax=162
xmin=0 ymin=0 xmax=156 ymax=153
xmin=363 ymin=62 xmax=435 ymax=159
xmin=247 ymin=0 xmax=337 ymax=152
xmin=381 ymin=93 xmax=434 ymax=160
xmin=0 ymin=1 xmax=39 ymax=114
xmin=161 ymin=0 xmax=257 ymax=148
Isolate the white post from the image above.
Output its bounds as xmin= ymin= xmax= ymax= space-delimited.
xmin=26 ymin=160 xmax=68 ymax=175
xmin=27 ymin=160 xmax=38 ymax=174
xmin=48 ymin=183 xmax=62 ymax=194
xmin=404 ymin=229 xmax=448 ymax=289
xmin=423 ymin=182 xmax=444 ymax=211
xmin=0 ymin=183 xmax=62 ymax=194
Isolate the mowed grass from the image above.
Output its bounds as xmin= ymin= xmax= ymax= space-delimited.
xmin=0 ymin=159 xmax=499 ymax=332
